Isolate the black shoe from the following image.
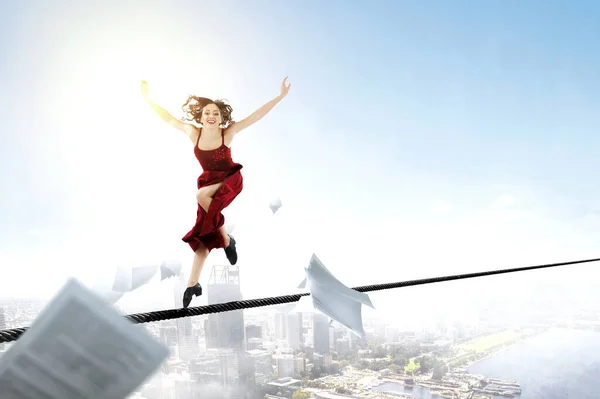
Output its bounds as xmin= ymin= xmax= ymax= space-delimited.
xmin=224 ymin=234 xmax=238 ymax=265
xmin=182 ymin=283 xmax=202 ymax=308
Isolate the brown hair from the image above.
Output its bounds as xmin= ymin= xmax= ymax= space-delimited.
xmin=181 ymin=95 xmax=234 ymax=127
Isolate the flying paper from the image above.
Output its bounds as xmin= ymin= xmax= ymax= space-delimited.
xmin=160 ymin=261 xmax=182 ymax=281
xmin=269 ymin=198 xmax=282 ymax=215
xmin=294 ymin=254 xmax=374 ymax=338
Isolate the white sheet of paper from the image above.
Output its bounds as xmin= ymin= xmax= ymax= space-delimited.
xmin=159 ymin=261 xmax=182 ymax=281
xmin=112 ymin=266 xmax=133 ymax=293
xmin=112 ymin=266 xmax=158 ymax=293
xmin=307 ymin=254 xmax=374 ymax=308
xmin=0 ymin=278 xmax=169 ymax=399
xmin=310 ymin=279 xmax=366 ymax=338
xmin=130 ymin=266 xmax=158 ymax=291
xmin=269 ymin=198 xmax=282 ymax=214
xmin=293 ymin=254 xmax=374 ymax=338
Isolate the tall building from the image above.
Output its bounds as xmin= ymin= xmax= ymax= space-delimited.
xmin=204 ymin=264 xmax=255 ymax=396
xmin=217 ymin=348 xmax=240 ymax=386
xmin=274 ymin=355 xmax=295 ymax=378
xmin=247 ymin=338 xmax=263 ymax=350
xmin=174 ymin=276 xmax=200 ymax=361
xmin=285 ymin=313 xmax=301 ymax=350
xmin=247 ymin=349 xmax=272 ymax=385
xmin=246 ymin=324 xmax=262 ymax=340
xmin=293 ymin=356 xmax=306 ymax=376
xmin=205 ymin=265 xmax=245 ymax=351
xmin=333 ymin=327 xmax=345 ymax=341
xmin=297 ymin=313 xmax=304 ymax=344
xmin=313 ymin=313 xmax=330 ymax=354
xmin=191 ymin=349 xmax=239 ymax=386
xmin=177 ymin=318 xmax=198 ymax=361
xmin=159 ymin=325 xmax=178 ymax=347
xmin=274 ymin=312 xmax=287 ymax=341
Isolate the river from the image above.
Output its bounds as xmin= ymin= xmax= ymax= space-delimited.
xmin=373 ymin=328 xmax=600 ymax=398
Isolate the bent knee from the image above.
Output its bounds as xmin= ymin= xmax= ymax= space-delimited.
xmin=196 ymin=188 xmax=210 ymax=202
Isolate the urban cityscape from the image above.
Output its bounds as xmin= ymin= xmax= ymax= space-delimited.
xmin=1 ymin=264 xmax=599 ymax=399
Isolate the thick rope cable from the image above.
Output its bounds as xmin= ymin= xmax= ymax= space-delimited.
xmin=1 ymin=256 xmax=598 ymax=344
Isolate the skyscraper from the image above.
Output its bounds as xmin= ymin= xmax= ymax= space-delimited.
xmin=298 ymin=313 xmax=304 ymax=344
xmin=274 ymin=312 xmax=287 ymax=341
xmin=203 ymin=264 xmax=256 ymax=395
xmin=205 ymin=265 xmax=245 ymax=351
xmin=245 ymin=324 xmax=262 ymax=340
xmin=285 ymin=313 xmax=301 ymax=350
xmin=174 ymin=275 xmax=200 ymax=361
xmin=313 ymin=313 xmax=330 ymax=354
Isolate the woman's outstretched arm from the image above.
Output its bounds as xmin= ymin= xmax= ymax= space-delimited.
xmin=141 ymin=80 xmax=197 ymax=137
xmin=227 ymin=77 xmax=291 ymax=136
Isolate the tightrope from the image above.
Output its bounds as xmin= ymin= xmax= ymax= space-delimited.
xmin=1 ymin=257 xmax=598 ymax=344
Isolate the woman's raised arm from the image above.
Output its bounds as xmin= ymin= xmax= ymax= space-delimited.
xmin=226 ymin=77 xmax=291 ymax=136
xmin=142 ymin=80 xmax=197 ymax=137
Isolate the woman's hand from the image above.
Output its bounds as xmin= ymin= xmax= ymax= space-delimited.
xmin=141 ymin=80 xmax=149 ymax=99
xmin=279 ymin=77 xmax=291 ymax=98
xmin=226 ymin=77 xmax=291 ymax=136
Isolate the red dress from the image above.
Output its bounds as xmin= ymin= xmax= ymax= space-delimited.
xmin=182 ymin=129 xmax=243 ymax=252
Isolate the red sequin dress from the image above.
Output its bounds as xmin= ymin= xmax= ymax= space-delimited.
xmin=182 ymin=129 xmax=243 ymax=252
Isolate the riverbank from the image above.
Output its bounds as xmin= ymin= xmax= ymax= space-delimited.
xmin=466 ymin=328 xmax=600 ymax=399
xmin=370 ymin=328 xmax=596 ymax=399
xmin=398 ymin=329 xmax=544 ymax=398
xmin=449 ymin=327 xmax=544 ymax=370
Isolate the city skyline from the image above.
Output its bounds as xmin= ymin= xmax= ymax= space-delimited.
xmin=1 ymin=278 xmax=598 ymax=398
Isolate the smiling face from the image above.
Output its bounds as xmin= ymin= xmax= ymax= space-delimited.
xmin=201 ymin=103 xmax=222 ymax=127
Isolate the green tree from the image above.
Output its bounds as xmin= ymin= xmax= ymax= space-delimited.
xmin=418 ymin=356 xmax=434 ymax=374
xmin=432 ymin=363 xmax=449 ymax=380
xmin=393 ymin=355 xmax=408 ymax=367
xmin=310 ymin=366 xmax=325 ymax=379
xmin=335 ymin=386 xmax=352 ymax=394
xmin=292 ymin=390 xmax=311 ymax=399
xmin=368 ymin=360 xmax=391 ymax=372
xmin=352 ymin=359 xmax=368 ymax=370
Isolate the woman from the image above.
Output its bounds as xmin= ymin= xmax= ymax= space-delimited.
xmin=141 ymin=77 xmax=291 ymax=308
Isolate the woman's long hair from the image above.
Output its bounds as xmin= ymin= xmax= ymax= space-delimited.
xmin=182 ymin=96 xmax=234 ymax=127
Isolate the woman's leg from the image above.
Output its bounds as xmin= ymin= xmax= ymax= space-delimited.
xmin=196 ymin=182 xmax=224 ymax=212
xmin=218 ymin=225 xmax=231 ymax=246
xmin=187 ymin=245 xmax=210 ymax=287
xmin=196 ymin=182 xmax=230 ymax=244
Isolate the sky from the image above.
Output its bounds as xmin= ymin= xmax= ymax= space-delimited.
xmin=1 ymin=0 xmax=600 ymax=321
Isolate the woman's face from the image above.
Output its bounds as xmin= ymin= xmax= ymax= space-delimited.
xmin=201 ymin=103 xmax=222 ymax=126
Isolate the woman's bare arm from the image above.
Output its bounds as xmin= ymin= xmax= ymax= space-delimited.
xmin=141 ymin=80 xmax=197 ymax=138
xmin=226 ymin=77 xmax=291 ymax=136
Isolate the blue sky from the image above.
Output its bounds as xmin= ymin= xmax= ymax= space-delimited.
xmin=1 ymin=1 xmax=600 ymax=317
